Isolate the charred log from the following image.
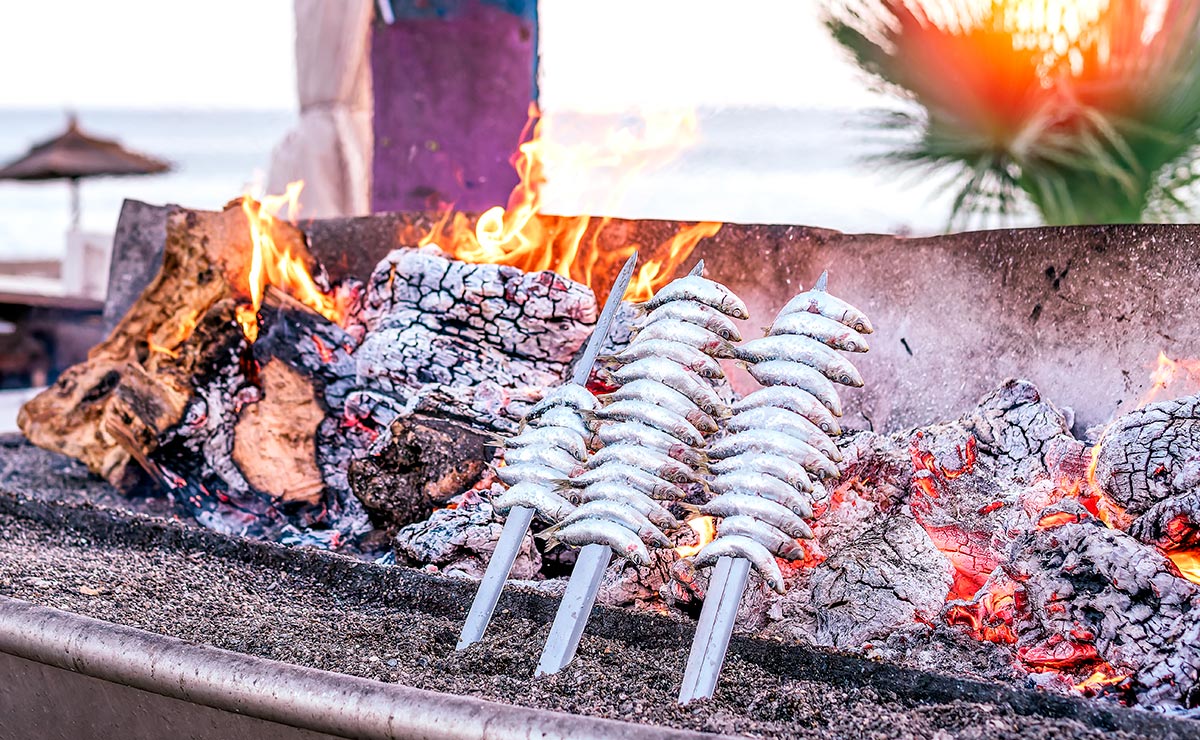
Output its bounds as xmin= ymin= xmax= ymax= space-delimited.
xmin=348 ymin=414 xmax=492 ymax=527
xmin=1091 ymin=394 xmax=1200 ymax=548
xmin=354 ymin=248 xmax=597 ymax=431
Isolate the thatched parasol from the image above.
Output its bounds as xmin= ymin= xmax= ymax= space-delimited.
xmin=0 ymin=115 xmax=171 ymax=230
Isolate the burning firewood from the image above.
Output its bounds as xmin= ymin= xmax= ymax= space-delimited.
xmin=17 ymin=203 xmax=306 ymax=488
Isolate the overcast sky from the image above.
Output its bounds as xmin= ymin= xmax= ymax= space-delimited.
xmin=0 ymin=1 xmax=879 ymax=112
xmin=0 ymin=0 xmax=297 ymax=110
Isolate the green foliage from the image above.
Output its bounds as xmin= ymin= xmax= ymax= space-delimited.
xmin=825 ymin=1 xmax=1200 ymax=227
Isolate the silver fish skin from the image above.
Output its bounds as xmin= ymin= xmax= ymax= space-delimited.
xmin=717 ymin=515 xmax=805 ymax=560
xmin=547 ymin=519 xmax=651 ymax=566
xmin=609 ymin=339 xmax=725 ymax=379
xmin=492 ymin=483 xmax=575 ymax=523
xmin=603 ymin=381 xmax=719 ymax=434
xmin=768 ymin=311 xmax=870 ymax=353
xmin=641 ymin=299 xmax=743 ymax=342
xmin=736 ymin=335 xmax=864 ymax=388
xmin=501 ymin=444 xmax=584 ymax=474
xmin=565 ymin=461 xmax=688 ymax=501
xmin=731 ymin=386 xmax=841 ymax=436
xmin=595 ymin=421 xmax=708 ymax=468
xmin=495 ymin=463 xmax=570 ymax=488
xmin=569 ymin=481 xmax=680 ymax=529
xmin=591 ymin=401 xmax=707 ymax=446
xmin=498 ymin=425 xmax=589 ymax=461
xmin=585 ymin=443 xmax=705 ymax=484
xmin=692 ymin=535 xmax=786 ymax=594
xmin=778 ymin=289 xmax=874 ymax=334
xmin=524 ymin=384 xmax=599 ymax=423
xmin=707 ymin=429 xmax=840 ymax=480
xmin=639 ymin=275 xmax=750 ymax=320
xmin=528 ymin=405 xmax=590 ymax=437
xmin=727 ymin=406 xmax=842 ymax=462
xmin=746 ymin=360 xmax=843 ymax=417
xmin=632 ymin=320 xmax=737 ymax=359
xmin=708 ymin=452 xmax=814 ymax=492
xmin=548 ymin=500 xmax=670 ymax=548
xmin=698 ymin=493 xmax=814 ymax=539
xmin=710 ymin=472 xmax=814 ymax=518
xmin=610 ymin=358 xmax=729 ymax=417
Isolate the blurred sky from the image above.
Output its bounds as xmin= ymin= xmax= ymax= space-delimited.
xmin=0 ymin=0 xmax=296 ymax=110
xmin=0 ymin=0 xmax=881 ymax=112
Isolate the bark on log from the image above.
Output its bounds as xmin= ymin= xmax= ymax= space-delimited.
xmin=17 ymin=204 xmax=319 ymax=488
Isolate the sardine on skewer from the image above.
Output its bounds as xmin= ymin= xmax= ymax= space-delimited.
xmin=492 ymin=482 xmax=576 ymax=524
xmin=735 ymin=335 xmax=864 ymax=387
xmin=775 ymin=271 xmax=874 ymax=334
xmin=717 ymin=515 xmax=806 ymax=560
xmin=768 ymin=310 xmax=870 ymax=353
xmin=542 ymin=499 xmax=671 ymax=548
xmin=639 ymin=299 xmax=743 ymax=342
xmin=726 ymin=406 xmax=843 ymax=462
xmin=604 ymin=338 xmax=725 ymax=379
xmin=692 ymin=535 xmax=786 ymax=595
xmin=730 ymin=385 xmax=841 ymax=436
xmin=632 ymin=319 xmax=738 ymax=359
xmin=636 ymin=274 xmax=750 ymax=319
xmin=544 ymin=519 xmax=652 ymax=566
xmin=610 ymin=358 xmax=729 ymax=417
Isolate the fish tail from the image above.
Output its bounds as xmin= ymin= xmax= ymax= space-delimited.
xmin=677 ymin=502 xmax=702 ymax=515
xmin=543 ymin=535 xmax=562 ymax=550
xmin=814 ymin=270 xmax=828 ymax=292
xmin=688 ymin=259 xmax=705 ymax=277
xmin=534 ymin=523 xmax=561 ymax=541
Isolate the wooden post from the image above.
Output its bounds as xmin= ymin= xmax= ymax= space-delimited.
xmin=371 ymin=0 xmax=538 ymax=213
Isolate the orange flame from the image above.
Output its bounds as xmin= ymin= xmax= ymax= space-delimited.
xmin=675 ymin=516 xmax=717 ymax=559
xmin=236 ymin=181 xmax=342 ymax=342
xmin=1141 ymin=351 xmax=1200 ymax=406
xmin=420 ymin=105 xmax=720 ymax=302
xmin=1073 ymin=667 xmax=1129 ymax=695
xmin=1166 ymin=550 xmax=1200 ymax=586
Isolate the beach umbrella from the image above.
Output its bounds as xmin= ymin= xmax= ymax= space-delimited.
xmin=0 ymin=114 xmax=171 ymax=230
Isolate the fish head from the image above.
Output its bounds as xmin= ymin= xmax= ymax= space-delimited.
xmin=833 ymin=370 xmax=863 ymax=387
xmin=765 ymin=576 xmax=787 ymax=595
xmin=647 ymin=530 xmax=673 ymax=549
xmin=626 ymin=545 xmax=651 ymax=566
xmin=722 ymin=297 xmax=751 ymax=320
xmin=841 ymin=333 xmax=870 ymax=353
xmin=686 ymin=411 xmax=719 ymax=434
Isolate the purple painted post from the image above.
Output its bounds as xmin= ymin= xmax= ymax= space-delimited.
xmin=371 ymin=0 xmax=538 ymax=213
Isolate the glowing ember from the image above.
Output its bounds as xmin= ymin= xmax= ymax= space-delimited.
xmin=420 ymin=105 xmax=721 ymax=303
xmin=236 ymin=181 xmax=342 ymax=342
xmin=675 ymin=516 xmax=716 ymax=559
xmin=1073 ymin=667 xmax=1129 ymax=696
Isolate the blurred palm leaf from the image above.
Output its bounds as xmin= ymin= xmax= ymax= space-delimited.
xmin=825 ymin=0 xmax=1200 ymax=226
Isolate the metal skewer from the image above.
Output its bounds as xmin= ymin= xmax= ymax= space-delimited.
xmin=534 ymin=542 xmax=613 ymax=675
xmin=678 ymin=556 xmax=750 ymax=703
xmin=457 ymin=252 xmax=639 ymax=651
xmin=535 ymin=258 xmax=710 ymax=675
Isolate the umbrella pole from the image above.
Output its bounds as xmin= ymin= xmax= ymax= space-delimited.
xmin=69 ymin=177 xmax=81 ymax=232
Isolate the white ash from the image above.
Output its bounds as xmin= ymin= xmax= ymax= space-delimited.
xmin=353 ymin=248 xmax=597 ymax=432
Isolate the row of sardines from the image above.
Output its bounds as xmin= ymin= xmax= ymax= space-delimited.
xmin=492 ymin=265 xmax=873 ymax=593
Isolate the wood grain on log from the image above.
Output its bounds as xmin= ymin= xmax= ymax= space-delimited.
xmin=17 ymin=204 xmax=317 ymax=489
xmin=232 ymin=361 xmax=325 ymax=504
